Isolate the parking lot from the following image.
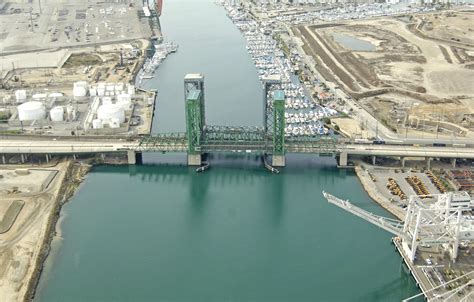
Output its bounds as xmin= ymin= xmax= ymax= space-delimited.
xmin=0 ymin=0 xmax=150 ymax=54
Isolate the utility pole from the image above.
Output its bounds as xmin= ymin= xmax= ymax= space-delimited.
xmin=375 ymin=121 xmax=378 ymax=139
xmin=29 ymin=8 xmax=34 ymax=32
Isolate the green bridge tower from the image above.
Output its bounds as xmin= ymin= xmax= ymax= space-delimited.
xmin=272 ymin=90 xmax=286 ymax=166
xmin=184 ymin=74 xmax=205 ymax=166
xmin=262 ymin=75 xmax=286 ymax=167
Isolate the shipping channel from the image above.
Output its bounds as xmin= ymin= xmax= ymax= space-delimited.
xmin=35 ymin=0 xmax=421 ymax=300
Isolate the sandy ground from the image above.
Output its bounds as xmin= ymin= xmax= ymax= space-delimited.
xmin=297 ymin=11 xmax=474 ymax=137
xmin=0 ymin=163 xmax=69 ymax=302
xmin=331 ymin=117 xmax=372 ymax=138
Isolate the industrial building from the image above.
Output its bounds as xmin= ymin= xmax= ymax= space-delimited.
xmin=324 ymin=191 xmax=474 ymax=300
xmin=0 ymin=81 xmax=153 ymax=136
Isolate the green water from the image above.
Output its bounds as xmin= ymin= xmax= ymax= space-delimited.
xmin=35 ymin=0 xmax=421 ymax=301
xmin=332 ymin=33 xmax=376 ymax=52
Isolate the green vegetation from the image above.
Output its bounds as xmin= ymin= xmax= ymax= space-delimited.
xmin=0 ymin=130 xmax=23 ymax=135
xmin=0 ymin=111 xmax=11 ymax=123
xmin=63 ymin=53 xmax=102 ymax=68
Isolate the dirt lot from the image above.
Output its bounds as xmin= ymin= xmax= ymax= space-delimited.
xmin=296 ymin=11 xmax=474 ymax=136
xmin=2 ymin=40 xmax=148 ymax=94
xmin=0 ymin=163 xmax=71 ymax=301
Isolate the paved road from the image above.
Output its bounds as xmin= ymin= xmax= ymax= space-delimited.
xmin=1 ymin=139 xmax=474 ymax=160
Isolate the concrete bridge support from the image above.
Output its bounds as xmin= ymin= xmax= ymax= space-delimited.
xmin=127 ymin=150 xmax=137 ymax=165
xmin=20 ymin=154 xmax=25 ymax=164
xmin=451 ymin=158 xmax=457 ymax=169
xmin=2 ymin=155 xmax=5 ymax=164
xmin=401 ymin=157 xmax=406 ymax=168
xmin=272 ymin=155 xmax=285 ymax=167
xmin=45 ymin=154 xmax=50 ymax=163
xmin=339 ymin=152 xmax=348 ymax=167
xmin=426 ymin=157 xmax=431 ymax=170
xmin=372 ymin=156 xmax=376 ymax=166
xmin=187 ymin=154 xmax=202 ymax=166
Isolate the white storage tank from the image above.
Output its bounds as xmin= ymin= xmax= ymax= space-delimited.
xmin=115 ymin=83 xmax=124 ymax=92
xmin=89 ymin=87 xmax=97 ymax=97
xmin=117 ymin=94 xmax=131 ymax=110
xmin=32 ymin=93 xmax=47 ymax=100
xmin=15 ymin=90 xmax=27 ymax=103
xmin=73 ymin=86 xmax=87 ymax=98
xmin=48 ymin=92 xmax=63 ymax=99
xmin=109 ymin=117 xmax=120 ymax=128
xmin=73 ymin=81 xmax=88 ymax=98
xmin=50 ymin=106 xmax=64 ymax=122
xmin=92 ymin=119 xmax=103 ymax=129
xmin=97 ymin=103 xmax=125 ymax=123
xmin=17 ymin=101 xmax=46 ymax=121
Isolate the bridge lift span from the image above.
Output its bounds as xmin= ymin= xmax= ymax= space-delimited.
xmin=183 ymin=73 xmax=287 ymax=167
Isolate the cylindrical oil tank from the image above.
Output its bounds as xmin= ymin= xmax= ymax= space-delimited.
xmin=97 ymin=104 xmax=125 ymax=123
xmin=50 ymin=106 xmax=64 ymax=122
xmin=17 ymin=101 xmax=46 ymax=121
xmin=15 ymin=90 xmax=27 ymax=103
xmin=73 ymin=86 xmax=87 ymax=98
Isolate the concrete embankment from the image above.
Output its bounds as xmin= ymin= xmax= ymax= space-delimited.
xmin=355 ymin=165 xmax=406 ymax=220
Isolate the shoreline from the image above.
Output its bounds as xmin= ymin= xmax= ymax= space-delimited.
xmin=22 ymin=162 xmax=91 ymax=302
xmin=354 ymin=165 xmax=406 ymax=221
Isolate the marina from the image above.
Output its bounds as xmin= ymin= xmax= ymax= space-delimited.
xmin=227 ymin=8 xmax=338 ymax=137
xmin=137 ymin=41 xmax=179 ymax=84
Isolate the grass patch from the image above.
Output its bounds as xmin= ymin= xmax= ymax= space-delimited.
xmin=63 ymin=53 xmax=102 ymax=68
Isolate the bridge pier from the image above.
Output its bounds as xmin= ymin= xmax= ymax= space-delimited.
xmin=45 ymin=154 xmax=50 ymax=163
xmin=187 ymin=154 xmax=202 ymax=166
xmin=372 ymin=155 xmax=376 ymax=166
xmin=127 ymin=150 xmax=137 ymax=165
xmin=73 ymin=154 xmax=77 ymax=160
xmin=451 ymin=158 xmax=457 ymax=169
xmin=272 ymin=155 xmax=286 ymax=167
xmin=339 ymin=152 xmax=348 ymax=167
xmin=2 ymin=155 xmax=5 ymax=164
xmin=426 ymin=157 xmax=431 ymax=170
xmin=401 ymin=157 xmax=406 ymax=168
xmin=20 ymin=154 xmax=25 ymax=164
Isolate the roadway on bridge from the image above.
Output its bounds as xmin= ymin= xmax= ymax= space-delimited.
xmin=0 ymin=139 xmax=474 ymax=160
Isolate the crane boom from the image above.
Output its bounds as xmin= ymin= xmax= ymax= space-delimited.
xmin=322 ymin=191 xmax=404 ymax=236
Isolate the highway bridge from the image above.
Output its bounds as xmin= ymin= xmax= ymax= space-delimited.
xmin=0 ymin=74 xmax=473 ymax=168
xmin=1 ymin=135 xmax=473 ymax=168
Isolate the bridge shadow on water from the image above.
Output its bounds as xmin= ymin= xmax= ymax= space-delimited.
xmin=93 ymin=153 xmax=353 ymax=223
